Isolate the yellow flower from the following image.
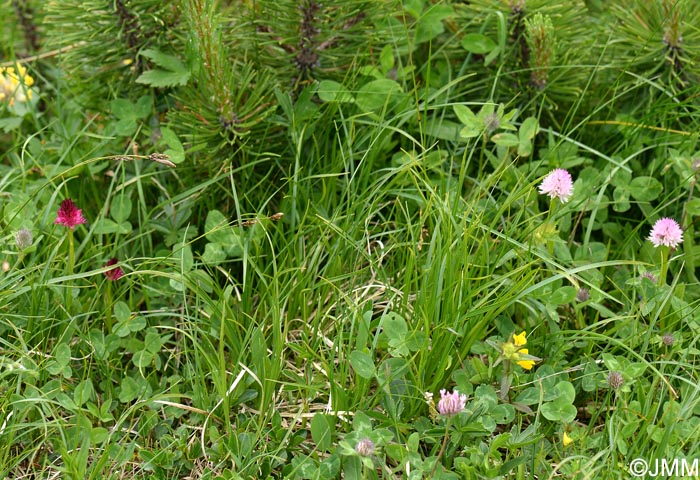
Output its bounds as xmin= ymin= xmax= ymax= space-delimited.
xmin=516 ymin=348 xmax=535 ymax=370
xmin=0 ymin=64 xmax=34 ymax=105
xmin=501 ymin=331 xmax=538 ymax=370
xmin=513 ymin=331 xmax=527 ymax=347
xmin=563 ymin=432 xmax=573 ymax=447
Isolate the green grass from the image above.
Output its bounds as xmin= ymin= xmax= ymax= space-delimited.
xmin=2 ymin=0 xmax=700 ymax=479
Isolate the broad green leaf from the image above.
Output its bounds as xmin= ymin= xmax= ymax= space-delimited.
xmin=111 ymin=95 xmax=151 ymax=136
xmin=144 ymin=331 xmax=163 ymax=354
xmin=384 ymin=312 xmax=409 ymax=357
xmin=319 ymin=456 xmax=340 ymax=478
xmin=119 ymin=376 xmax=141 ymax=403
xmin=223 ymin=232 xmax=243 ymax=258
xmin=136 ymin=49 xmax=190 ymax=87
xmin=553 ymin=381 xmax=576 ymax=403
xmin=56 ymin=393 xmax=77 ymax=411
xmin=453 ymin=104 xmax=477 ymax=126
xmin=117 ymin=221 xmax=133 ymax=235
xmin=317 ymin=80 xmax=355 ymax=103
xmin=629 ymin=176 xmax=663 ymax=201
xmin=169 ymin=275 xmax=186 ymax=292
xmin=352 ymin=411 xmax=372 ymax=434
xmin=601 ymin=353 xmax=622 ymax=372
xmin=55 ymin=344 xmax=71 ymax=366
xmin=685 ymin=198 xmax=700 ymax=216
xmin=541 ymin=400 xmax=577 ymax=423
xmin=132 ymin=350 xmax=154 ymax=369
xmin=136 ymin=70 xmax=189 ymax=88
xmin=111 ymin=99 xmax=135 ymax=120
xmin=91 ymin=427 xmax=109 ymax=443
xmin=202 ymin=242 xmax=227 ymax=265
xmin=74 ymin=379 xmax=95 ymax=407
xmin=407 ymin=432 xmax=420 ymax=453
xmin=114 ymin=118 xmax=137 ymax=137
xmin=383 ymin=312 xmax=407 ymax=339
xmin=111 ymin=95 xmax=151 ymax=121
xmin=93 ymin=219 xmax=119 ymax=236
xmin=0 ymin=117 xmax=24 ymax=133
xmin=515 ymin=387 xmax=540 ymax=405
xmin=624 ymin=362 xmax=647 ymax=379
xmin=415 ymin=5 xmax=453 ymax=44
xmin=188 ymin=269 xmax=214 ymax=294
xmin=490 ymin=404 xmax=515 ymax=424
xmin=349 ymin=350 xmax=376 ymax=379
xmin=380 ymin=44 xmax=394 ymax=72
xmin=355 ymin=79 xmax=404 ymax=113
xmin=613 ymin=186 xmax=631 ymax=212
xmin=424 ymin=119 xmax=461 ymax=141
xmin=519 ymin=117 xmax=539 ymax=141
xmin=114 ymin=301 xmax=131 ymax=322
xmin=111 ymin=195 xmax=132 ymax=223
xmin=461 ymin=33 xmax=497 ymax=54
xmin=535 ymin=365 xmax=558 ymax=393
xmin=518 ymin=137 xmax=534 ymax=157
xmin=610 ymin=169 xmax=632 ymax=187
xmin=548 ymin=286 xmax=577 ymax=305
xmin=139 ymin=49 xmax=188 ymax=74
xmin=160 ymin=126 xmax=185 ymax=164
xmin=403 ymin=0 xmax=423 ymax=18
xmin=173 ymin=242 xmax=193 ymax=272
xmin=205 ymin=210 xmax=230 ymax=244
xmin=310 ymin=413 xmax=334 ymax=452
xmin=473 ymin=385 xmax=498 ymax=410
xmin=460 ymin=124 xmax=483 ymax=139
xmin=491 ymin=132 xmax=520 ymax=147
xmin=134 ymin=95 xmax=152 ymax=118
xmin=452 ymin=104 xmax=484 ymax=138
xmin=113 ymin=315 xmax=146 ymax=337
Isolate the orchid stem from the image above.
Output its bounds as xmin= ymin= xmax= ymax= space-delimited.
xmin=105 ymin=280 xmax=113 ymax=334
xmin=66 ymin=229 xmax=74 ymax=314
xmin=658 ymin=247 xmax=669 ymax=287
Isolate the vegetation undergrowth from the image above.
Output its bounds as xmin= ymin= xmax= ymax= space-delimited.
xmin=1 ymin=0 xmax=699 ymax=479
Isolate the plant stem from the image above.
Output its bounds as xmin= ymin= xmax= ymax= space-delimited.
xmin=66 ymin=229 xmax=74 ymax=314
xmin=105 ymin=280 xmax=113 ymax=334
xmin=658 ymin=247 xmax=669 ymax=287
xmin=429 ymin=419 xmax=452 ymax=478
xmin=546 ymin=198 xmax=557 ymax=256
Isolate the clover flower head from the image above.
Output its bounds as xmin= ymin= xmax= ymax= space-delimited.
xmin=15 ymin=228 xmax=33 ymax=250
xmin=54 ymin=199 xmax=86 ymax=230
xmin=355 ymin=438 xmax=375 ymax=457
xmin=437 ymin=389 xmax=467 ymax=416
xmin=648 ymin=217 xmax=683 ymax=248
xmin=640 ymin=271 xmax=657 ymax=283
xmin=576 ymin=287 xmax=590 ymax=302
xmin=538 ymin=168 xmax=573 ymax=203
xmin=607 ymin=371 xmax=624 ymax=390
xmin=104 ymin=258 xmax=124 ymax=281
xmin=484 ymin=112 xmax=500 ymax=134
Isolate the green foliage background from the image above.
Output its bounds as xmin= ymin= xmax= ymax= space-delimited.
xmin=1 ymin=0 xmax=699 ymax=478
